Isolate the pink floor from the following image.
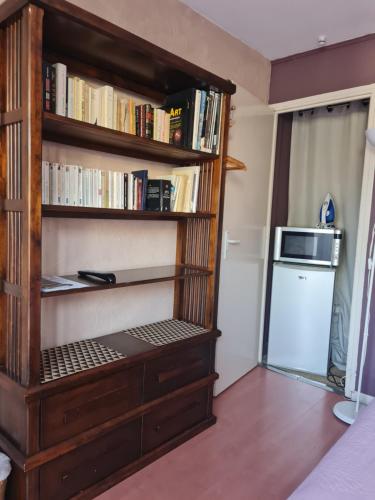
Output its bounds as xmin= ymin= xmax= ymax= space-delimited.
xmin=96 ymin=367 xmax=347 ymax=500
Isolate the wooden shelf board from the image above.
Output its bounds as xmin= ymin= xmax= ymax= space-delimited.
xmin=43 ymin=112 xmax=219 ymax=165
xmin=38 ymin=0 xmax=236 ymax=96
xmin=42 ymin=204 xmax=214 ymax=221
xmin=41 ymin=265 xmax=211 ymax=298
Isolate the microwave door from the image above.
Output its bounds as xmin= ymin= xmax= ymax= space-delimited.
xmin=277 ymin=231 xmax=332 ymax=266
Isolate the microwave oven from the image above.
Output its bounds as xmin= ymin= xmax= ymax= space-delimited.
xmin=274 ymin=227 xmax=343 ymax=267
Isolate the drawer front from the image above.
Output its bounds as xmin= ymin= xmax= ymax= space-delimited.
xmin=144 ymin=342 xmax=211 ymax=402
xmin=143 ymin=387 xmax=209 ymax=453
xmin=41 ymin=365 xmax=143 ymax=448
xmin=40 ymin=418 xmax=141 ymax=500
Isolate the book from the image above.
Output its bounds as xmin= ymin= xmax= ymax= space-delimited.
xmin=99 ymin=85 xmax=114 ymax=129
xmin=146 ymin=179 xmax=171 ymax=212
xmin=145 ymin=104 xmax=153 ymax=139
xmin=132 ymin=170 xmax=148 ymax=210
xmin=163 ymin=104 xmax=185 ymax=146
xmin=53 ymin=63 xmax=67 ymax=116
xmin=42 ymin=161 xmax=50 ymax=204
xmin=196 ymin=90 xmax=207 ymax=150
xmin=192 ymin=89 xmax=201 ymax=151
xmin=124 ymin=173 xmax=128 ymax=209
xmin=42 ymin=63 xmax=56 ymax=113
xmin=67 ymin=77 xmax=74 ymax=118
xmin=164 ymin=88 xmax=196 ymax=148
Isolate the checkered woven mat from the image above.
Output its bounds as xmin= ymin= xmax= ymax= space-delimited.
xmin=40 ymin=339 xmax=126 ymax=384
xmin=123 ymin=319 xmax=208 ymax=346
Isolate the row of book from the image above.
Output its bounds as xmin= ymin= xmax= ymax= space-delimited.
xmin=42 ymin=161 xmax=201 ymax=213
xmin=43 ymin=62 xmax=223 ymax=153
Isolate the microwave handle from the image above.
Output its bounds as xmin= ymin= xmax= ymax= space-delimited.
xmin=274 ymin=227 xmax=282 ymax=261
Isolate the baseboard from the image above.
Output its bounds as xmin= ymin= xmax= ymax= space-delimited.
xmin=350 ymin=391 xmax=374 ymax=405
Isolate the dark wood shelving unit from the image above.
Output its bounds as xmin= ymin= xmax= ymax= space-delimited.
xmin=0 ymin=0 xmax=235 ymax=498
xmin=42 ymin=204 xmax=215 ymax=220
xmin=43 ymin=112 xmax=219 ymax=165
xmin=41 ymin=265 xmax=212 ymax=297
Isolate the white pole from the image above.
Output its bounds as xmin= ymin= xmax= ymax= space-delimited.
xmin=355 ymin=224 xmax=375 ymax=413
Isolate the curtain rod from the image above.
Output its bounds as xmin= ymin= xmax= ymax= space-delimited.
xmin=298 ymin=98 xmax=369 ymax=116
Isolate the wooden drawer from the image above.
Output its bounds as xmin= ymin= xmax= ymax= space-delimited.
xmin=144 ymin=342 xmax=211 ymax=402
xmin=142 ymin=387 xmax=209 ymax=453
xmin=41 ymin=365 xmax=143 ymax=448
xmin=40 ymin=418 xmax=141 ymax=500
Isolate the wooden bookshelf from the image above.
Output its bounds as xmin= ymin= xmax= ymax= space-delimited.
xmin=43 ymin=112 xmax=220 ymax=165
xmin=0 ymin=0 xmax=235 ymax=498
xmin=41 ymin=264 xmax=212 ymax=297
xmin=42 ymin=204 xmax=215 ymax=220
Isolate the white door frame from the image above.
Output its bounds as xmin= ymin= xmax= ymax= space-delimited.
xmin=258 ymin=84 xmax=375 ymax=399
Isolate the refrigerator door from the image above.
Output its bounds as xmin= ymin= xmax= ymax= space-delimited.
xmin=267 ymin=263 xmax=335 ymax=376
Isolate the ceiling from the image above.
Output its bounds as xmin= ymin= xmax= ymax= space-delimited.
xmin=180 ymin=0 xmax=375 ymax=60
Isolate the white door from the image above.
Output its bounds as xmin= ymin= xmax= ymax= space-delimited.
xmin=215 ymin=86 xmax=274 ymax=395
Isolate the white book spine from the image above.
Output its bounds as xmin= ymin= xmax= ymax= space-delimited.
xmin=78 ymin=166 xmax=83 ymax=206
xmin=118 ymin=172 xmax=122 ymax=209
xmin=83 ymin=169 xmax=88 ymax=207
xmin=57 ymin=164 xmax=63 ymax=205
xmin=113 ymin=93 xmax=118 ymax=131
xmin=128 ymin=173 xmax=134 ymax=210
xmin=192 ymin=90 xmax=201 ymax=150
xmin=97 ymin=169 xmax=103 ymax=208
xmin=120 ymin=172 xmax=124 ymax=209
xmin=108 ymin=171 xmax=113 ymax=209
xmin=113 ymin=171 xmax=118 ymax=209
xmin=87 ymin=169 xmax=92 ymax=207
xmin=42 ymin=161 xmax=50 ymax=205
xmin=64 ymin=165 xmax=70 ymax=205
xmin=53 ymin=63 xmax=67 ymax=116
xmin=67 ymin=77 xmax=74 ymax=119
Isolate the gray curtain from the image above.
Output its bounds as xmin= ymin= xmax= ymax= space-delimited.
xmin=288 ymin=101 xmax=368 ymax=370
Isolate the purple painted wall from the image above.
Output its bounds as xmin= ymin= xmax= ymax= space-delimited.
xmin=270 ymin=34 xmax=375 ymax=104
xmin=269 ymin=34 xmax=375 ymax=396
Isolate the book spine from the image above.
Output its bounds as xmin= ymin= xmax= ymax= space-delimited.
xmin=67 ymin=77 xmax=74 ymax=118
xmin=192 ymin=90 xmax=201 ymax=150
xmin=53 ymin=63 xmax=67 ymax=116
xmin=78 ymin=166 xmax=83 ymax=206
xmin=197 ymin=90 xmax=206 ymax=150
xmin=146 ymin=180 xmax=161 ymax=211
xmin=135 ymin=105 xmax=140 ymax=136
xmin=63 ymin=165 xmax=69 ymax=205
xmin=124 ymin=173 xmax=128 ymax=209
xmin=41 ymin=161 xmax=50 ymax=204
xmin=43 ymin=63 xmax=52 ymax=113
xmin=128 ymin=173 xmax=134 ymax=210
xmin=56 ymin=164 xmax=63 ymax=205
xmin=145 ymin=104 xmax=153 ymax=139
xmin=162 ymin=180 xmax=171 ymax=212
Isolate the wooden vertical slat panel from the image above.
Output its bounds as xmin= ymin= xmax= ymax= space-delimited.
xmin=204 ymin=94 xmax=230 ymax=329
xmin=173 ymin=219 xmax=187 ymax=320
xmin=19 ymin=4 xmax=43 ymax=386
xmin=0 ymin=25 xmax=7 ymax=368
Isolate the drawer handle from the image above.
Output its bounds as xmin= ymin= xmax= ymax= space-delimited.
xmin=154 ymin=424 xmax=161 ymax=432
xmin=61 ymin=473 xmax=69 ymax=482
xmin=157 ymin=359 xmax=205 ymax=384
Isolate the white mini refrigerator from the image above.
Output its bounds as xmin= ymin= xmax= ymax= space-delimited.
xmin=267 ymin=263 xmax=335 ymax=376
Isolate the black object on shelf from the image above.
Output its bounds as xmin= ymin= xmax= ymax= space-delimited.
xmin=78 ymin=270 xmax=117 ymax=284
